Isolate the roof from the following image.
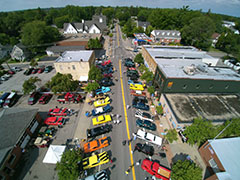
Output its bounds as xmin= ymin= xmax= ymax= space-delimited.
xmin=0 ymin=108 xmax=38 ymax=150
xmin=43 ymin=145 xmax=66 ymax=164
xmin=212 ymin=33 xmax=221 ymax=39
xmin=209 ymin=137 xmax=240 ymax=180
xmin=138 ymin=21 xmax=150 ymax=28
xmin=151 ymin=30 xmax=181 ymax=39
xmin=163 ymin=94 xmax=240 ymax=123
xmin=73 ymin=22 xmax=83 ymax=30
xmin=46 ymin=45 xmax=86 ymax=53
xmin=55 ymin=50 xmax=94 ymax=62
xmin=134 ymin=33 xmax=152 ymax=42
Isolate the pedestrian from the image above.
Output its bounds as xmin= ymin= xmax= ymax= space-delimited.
xmin=84 ymin=170 xmax=87 ymax=177
xmin=135 ymin=160 xmax=141 ymax=166
xmin=110 ymin=158 xmax=113 ymax=163
xmin=116 ymin=114 xmax=120 ymax=119
xmin=133 ymin=133 xmax=137 ymax=141
xmin=127 ymin=105 xmax=130 ymax=109
xmin=151 ymin=175 xmax=156 ymax=180
xmin=125 ymin=170 xmax=129 ymax=175
xmin=113 ymin=120 xmax=117 ymax=124
xmin=116 ymin=119 xmax=120 ymax=124
xmin=122 ymin=140 xmax=126 ymax=146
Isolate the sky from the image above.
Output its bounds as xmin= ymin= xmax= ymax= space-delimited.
xmin=0 ymin=0 xmax=240 ymax=17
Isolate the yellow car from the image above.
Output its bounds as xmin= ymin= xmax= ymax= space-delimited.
xmin=92 ymin=115 xmax=112 ymax=126
xmin=93 ymin=97 xmax=110 ymax=107
xmin=129 ymin=84 xmax=144 ymax=91
xmin=82 ymin=151 xmax=109 ymax=169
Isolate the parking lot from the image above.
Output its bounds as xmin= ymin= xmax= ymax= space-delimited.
xmin=0 ymin=62 xmax=55 ymax=93
xmin=12 ymin=93 xmax=85 ymax=180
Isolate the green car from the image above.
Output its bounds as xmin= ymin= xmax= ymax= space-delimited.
xmin=38 ymin=127 xmax=57 ymax=137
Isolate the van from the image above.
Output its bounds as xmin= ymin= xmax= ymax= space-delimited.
xmin=0 ymin=92 xmax=10 ymax=107
xmin=3 ymin=92 xmax=17 ymax=108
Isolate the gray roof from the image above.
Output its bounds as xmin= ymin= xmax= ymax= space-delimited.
xmin=138 ymin=21 xmax=150 ymax=28
xmin=151 ymin=30 xmax=181 ymax=39
xmin=209 ymin=137 xmax=240 ymax=180
xmin=0 ymin=108 xmax=38 ymax=150
xmin=56 ymin=50 xmax=94 ymax=62
xmin=73 ymin=23 xmax=83 ymax=30
xmin=46 ymin=45 xmax=85 ymax=53
xmin=63 ymin=23 xmax=69 ymax=32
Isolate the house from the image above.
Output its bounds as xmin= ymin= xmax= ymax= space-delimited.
xmin=136 ymin=21 xmax=150 ymax=31
xmin=10 ymin=43 xmax=30 ymax=61
xmin=0 ymin=108 xmax=41 ymax=180
xmin=222 ymin=21 xmax=239 ymax=34
xmin=54 ymin=50 xmax=95 ymax=81
xmin=0 ymin=44 xmax=12 ymax=59
xmin=151 ymin=30 xmax=181 ymax=44
xmin=199 ymin=137 xmax=240 ymax=180
xmin=63 ymin=15 xmax=107 ymax=34
xmin=46 ymin=45 xmax=86 ymax=56
xmin=211 ymin=33 xmax=221 ymax=47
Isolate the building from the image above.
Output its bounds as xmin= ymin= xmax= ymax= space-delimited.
xmin=199 ymin=137 xmax=240 ymax=180
xmin=222 ymin=21 xmax=239 ymax=35
xmin=54 ymin=50 xmax=95 ymax=81
xmin=63 ymin=15 xmax=107 ymax=34
xmin=142 ymin=45 xmax=220 ymax=73
xmin=150 ymin=30 xmax=181 ymax=44
xmin=136 ymin=21 xmax=150 ymax=31
xmin=211 ymin=33 xmax=221 ymax=47
xmin=0 ymin=108 xmax=41 ymax=180
xmin=159 ymin=93 xmax=240 ymax=129
xmin=46 ymin=45 xmax=86 ymax=56
xmin=10 ymin=43 xmax=30 ymax=61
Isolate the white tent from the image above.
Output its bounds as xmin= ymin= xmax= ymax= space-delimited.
xmin=43 ymin=145 xmax=66 ymax=164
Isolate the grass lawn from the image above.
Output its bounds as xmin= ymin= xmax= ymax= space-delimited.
xmin=208 ymin=47 xmax=224 ymax=53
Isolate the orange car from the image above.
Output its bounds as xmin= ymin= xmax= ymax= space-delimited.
xmin=83 ymin=136 xmax=110 ymax=153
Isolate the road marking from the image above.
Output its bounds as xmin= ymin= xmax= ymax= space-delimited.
xmin=119 ymin=60 xmax=136 ymax=180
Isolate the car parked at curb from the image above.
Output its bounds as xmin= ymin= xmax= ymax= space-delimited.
xmin=135 ymin=110 xmax=154 ymax=122
xmin=80 ymin=170 xmax=109 ymax=180
xmin=136 ymin=119 xmax=156 ymax=131
xmin=39 ymin=94 xmax=52 ymax=104
xmin=82 ymin=151 xmax=109 ymax=170
xmin=92 ymin=104 xmax=112 ymax=116
xmin=83 ymin=136 xmax=110 ymax=153
xmin=86 ymin=124 xmax=112 ymax=138
xmin=134 ymin=143 xmax=154 ymax=156
xmin=135 ymin=129 xmax=162 ymax=146
xmin=92 ymin=114 xmax=112 ymax=126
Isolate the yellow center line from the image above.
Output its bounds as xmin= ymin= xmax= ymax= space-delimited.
xmin=117 ymin=24 xmax=136 ymax=180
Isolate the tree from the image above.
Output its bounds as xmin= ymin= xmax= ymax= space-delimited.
xmin=122 ymin=19 xmax=135 ymax=37
xmin=171 ymin=160 xmax=202 ymax=180
xmin=54 ymin=15 xmax=70 ymax=28
xmin=184 ymin=118 xmax=216 ymax=146
xmin=147 ymin=86 xmax=155 ymax=94
xmin=166 ymin=129 xmax=178 ymax=143
xmin=21 ymin=21 xmax=61 ymax=53
xmin=30 ymin=59 xmax=38 ymax=67
xmin=22 ymin=77 xmax=41 ymax=94
xmin=140 ymin=70 xmax=154 ymax=83
xmin=85 ymin=82 xmax=100 ymax=93
xmin=46 ymin=73 xmax=79 ymax=94
xmin=109 ymin=33 xmax=113 ymax=38
xmin=156 ymin=105 xmax=163 ymax=115
xmin=138 ymin=64 xmax=148 ymax=73
xmin=88 ymin=38 xmax=102 ymax=49
xmin=134 ymin=53 xmax=144 ymax=64
xmin=0 ymin=33 xmax=10 ymax=45
xmin=56 ymin=149 xmax=83 ymax=180
xmin=88 ymin=66 xmax=103 ymax=81
xmin=181 ymin=16 xmax=215 ymax=50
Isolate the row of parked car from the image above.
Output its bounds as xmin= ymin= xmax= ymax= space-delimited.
xmin=0 ymin=92 xmax=18 ymax=108
xmin=123 ymin=57 xmax=171 ymax=180
xmin=24 ymin=65 xmax=53 ymax=75
xmin=0 ymin=66 xmax=22 ymax=82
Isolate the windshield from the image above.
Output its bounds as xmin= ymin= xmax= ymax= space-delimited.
xmin=5 ymin=100 xmax=10 ymax=104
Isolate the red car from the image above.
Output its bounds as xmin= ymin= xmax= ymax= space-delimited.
xmin=101 ymin=60 xmax=112 ymax=66
xmin=127 ymin=67 xmax=136 ymax=71
xmin=103 ymin=73 xmax=112 ymax=78
xmin=37 ymin=67 xmax=44 ymax=73
xmin=141 ymin=159 xmax=171 ymax=180
xmin=39 ymin=94 xmax=52 ymax=104
xmin=48 ymin=107 xmax=69 ymax=116
xmin=44 ymin=117 xmax=66 ymax=127
xmin=8 ymin=70 xmax=15 ymax=75
xmin=31 ymin=68 xmax=38 ymax=74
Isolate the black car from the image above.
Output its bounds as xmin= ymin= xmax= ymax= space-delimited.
xmin=129 ymin=75 xmax=139 ymax=81
xmin=134 ymin=143 xmax=154 ymax=156
xmin=136 ymin=119 xmax=156 ymax=131
xmin=127 ymin=71 xmax=139 ymax=77
xmin=124 ymin=58 xmax=133 ymax=63
xmin=133 ymin=96 xmax=148 ymax=104
xmin=86 ymin=124 xmax=112 ymax=138
xmin=100 ymin=79 xmax=114 ymax=87
xmin=24 ymin=68 xmax=33 ymax=75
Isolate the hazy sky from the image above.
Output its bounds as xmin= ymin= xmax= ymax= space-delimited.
xmin=0 ymin=0 xmax=240 ymax=17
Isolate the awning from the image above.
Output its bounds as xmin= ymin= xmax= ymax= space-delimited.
xmin=79 ymin=76 xmax=88 ymax=82
xmin=43 ymin=145 xmax=66 ymax=164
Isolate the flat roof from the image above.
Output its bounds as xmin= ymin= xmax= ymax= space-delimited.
xmin=164 ymin=94 xmax=240 ymax=123
xmin=56 ymin=50 xmax=93 ymax=62
xmin=61 ymin=33 xmax=102 ymax=42
xmin=209 ymin=137 xmax=240 ymax=180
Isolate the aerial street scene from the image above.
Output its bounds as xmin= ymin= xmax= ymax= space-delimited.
xmin=0 ymin=0 xmax=240 ymax=180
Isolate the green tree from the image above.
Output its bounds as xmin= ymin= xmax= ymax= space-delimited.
xmin=30 ymin=59 xmax=38 ymax=67
xmin=109 ymin=33 xmax=113 ymax=38
xmin=46 ymin=73 xmax=79 ymax=94
xmin=56 ymin=149 xmax=83 ymax=180
xmin=88 ymin=38 xmax=102 ymax=49
xmin=54 ymin=15 xmax=69 ymax=28
xmin=171 ymin=160 xmax=202 ymax=180
xmin=147 ymin=86 xmax=155 ymax=94
xmin=139 ymin=64 xmax=148 ymax=73
xmin=122 ymin=19 xmax=135 ymax=37
xmin=140 ymin=70 xmax=154 ymax=83
xmin=156 ymin=105 xmax=163 ymax=115
xmin=85 ymin=82 xmax=100 ymax=93
xmin=181 ymin=16 xmax=215 ymax=50
xmin=88 ymin=66 xmax=103 ymax=81
xmin=166 ymin=129 xmax=178 ymax=143
xmin=134 ymin=53 xmax=144 ymax=64
xmin=184 ymin=118 xmax=216 ymax=146
xmin=22 ymin=77 xmax=41 ymax=94
xmin=21 ymin=21 xmax=61 ymax=53
xmin=0 ymin=33 xmax=10 ymax=45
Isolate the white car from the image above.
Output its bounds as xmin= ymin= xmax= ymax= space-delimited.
xmin=135 ymin=129 xmax=162 ymax=146
xmin=80 ymin=170 xmax=108 ymax=180
xmin=12 ymin=67 xmax=22 ymax=72
xmin=135 ymin=110 xmax=154 ymax=122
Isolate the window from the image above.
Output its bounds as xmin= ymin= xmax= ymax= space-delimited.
xmin=225 ymin=85 xmax=229 ymax=89
xmin=68 ymin=66 xmax=70 ymax=70
xmin=8 ymin=154 xmax=16 ymax=165
xmin=59 ymin=65 xmax=63 ymax=70
xmin=209 ymin=158 xmax=220 ymax=173
xmin=72 ymin=65 xmax=76 ymax=70
xmin=209 ymin=85 xmax=213 ymax=89
xmin=182 ymin=84 xmax=187 ymax=89
xmin=196 ymin=84 xmax=200 ymax=89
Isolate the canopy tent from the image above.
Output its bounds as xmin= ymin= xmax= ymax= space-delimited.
xmin=43 ymin=145 xmax=66 ymax=164
xmin=79 ymin=76 xmax=88 ymax=82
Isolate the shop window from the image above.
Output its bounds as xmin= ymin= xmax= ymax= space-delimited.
xmin=182 ymin=84 xmax=187 ymax=89
xmin=196 ymin=84 xmax=200 ymax=89
xmin=8 ymin=154 xmax=16 ymax=165
xmin=209 ymin=158 xmax=220 ymax=173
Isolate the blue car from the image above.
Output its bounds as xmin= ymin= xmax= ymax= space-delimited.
xmin=136 ymin=119 xmax=156 ymax=131
xmin=128 ymin=80 xmax=143 ymax=85
xmin=132 ymin=100 xmax=149 ymax=111
xmin=92 ymin=104 xmax=112 ymax=116
xmin=95 ymin=86 xmax=111 ymax=95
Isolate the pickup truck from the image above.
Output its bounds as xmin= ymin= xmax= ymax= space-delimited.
xmin=135 ymin=129 xmax=162 ymax=146
xmin=130 ymin=90 xmax=146 ymax=97
xmin=92 ymin=104 xmax=112 ymax=116
xmin=135 ymin=110 xmax=154 ymax=122
xmin=57 ymin=92 xmax=82 ymax=104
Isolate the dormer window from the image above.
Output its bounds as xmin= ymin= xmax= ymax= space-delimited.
xmin=177 ymin=33 xmax=180 ymax=36
xmin=162 ymin=32 xmax=165 ymax=35
xmin=172 ymin=33 xmax=175 ymax=36
xmin=167 ymin=32 xmax=170 ymax=36
xmin=99 ymin=17 xmax=103 ymax=23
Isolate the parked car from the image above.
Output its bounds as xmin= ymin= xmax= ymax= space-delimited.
xmin=130 ymin=90 xmax=147 ymax=97
xmin=24 ymin=68 xmax=33 ymax=75
xmin=44 ymin=117 xmax=66 ymax=128
xmin=129 ymin=75 xmax=139 ymax=81
xmin=82 ymin=151 xmax=109 ymax=170
xmin=92 ymin=114 xmax=112 ymax=126
xmin=127 ymin=70 xmax=139 ymax=77
xmin=28 ymin=92 xmax=41 ymax=105
xmin=83 ymin=136 xmax=110 ymax=153
xmin=91 ymin=104 xmax=112 ymax=116
xmin=12 ymin=66 xmax=22 ymax=72
xmin=95 ymin=86 xmax=111 ymax=95
xmin=31 ymin=68 xmax=38 ymax=74
xmin=135 ymin=110 xmax=153 ymax=122
xmin=93 ymin=97 xmax=111 ymax=107
xmin=141 ymin=159 xmax=171 ymax=180
xmin=34 ymin=137 xmax=51 ymax=148
xmin=178 ymin=130 xmax=188 ymax=143
xmin=86 ymin=124 xmax=112 ymax=138
xmin=0 ymin=92 xmax=10 ymax=107
xmin=134 ymin=143 xmax=154 ymax=156
xmin=3 ymin=92 xmax=17 ymax=108
xmin=38 ymin=126 xmax=57 ymax=138
xmin=44 ymin=66 xmax=53 ymax=73
xmin=136 ymin=119 xmax=156 ymax=131
xmin=133 ymin=96 xmax=148 ymax=104
xmin=57 ymin=92 xmax=82 ymax=104
xmin=48 ymin=107 xmax=69 ymax=116
xmin=0 ymin=76 xmax=8 ymax=81
xmin=99 ymin=78 xmax=114 ymax=87
xmin=128 ymin=80 xmax=144 ymax=86
xmin=103 ymin=73 xmax=113 ymax=78
xmin=80 ymin=170 xmax=108 ymax=180
xmin=8 ymin=70 xmax=15 ymax=75
xmin=37 ymin=67 xmax=45 ymax=73
xmin=38 ymin=94 xmax=52 ymax=104
xmin=135 ymin=129 xmax=162 ymax=146
xmin=129 ymin=84 xmax=144 ymax=91
xmin=132 ymin=97 xmax=149 ymax=111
